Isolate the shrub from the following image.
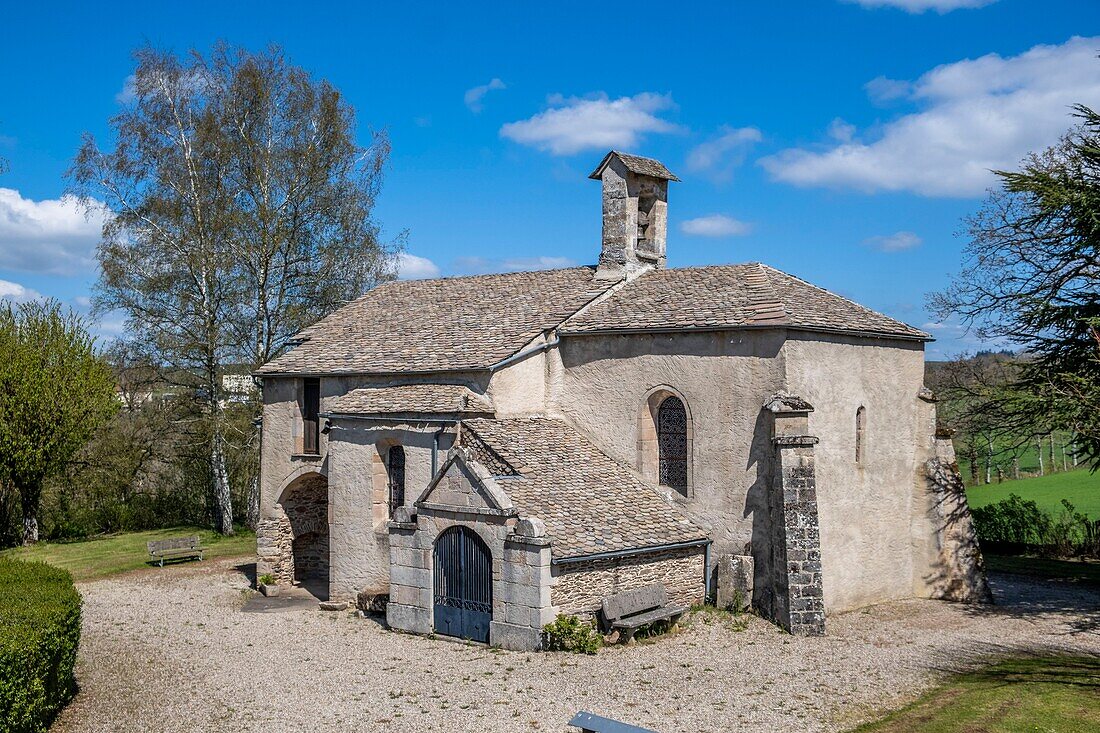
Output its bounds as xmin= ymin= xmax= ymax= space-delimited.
xmin=0 ymin=558 xmax=82 ymax=733
xmin=542 ymin=614 xmax=602 ymax=654
xmin=971 ymin=494 xmax=1051 ymax=545
xmin=972 ymin=494 xmax=1100 ymax=557
xmin=258 ymin=573 xmax=275 ymax=586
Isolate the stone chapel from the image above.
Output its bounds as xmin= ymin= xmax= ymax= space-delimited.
xmin=254 ymin=151 xmax=989 ymax=651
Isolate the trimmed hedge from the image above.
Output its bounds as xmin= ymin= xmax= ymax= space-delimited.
xmin=0 ymin=558 xmax=82 ymax=733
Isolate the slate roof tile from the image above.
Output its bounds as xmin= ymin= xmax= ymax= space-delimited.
xmin=327 ymin=384 xmax=493 ymax=416
xmin=561 ymin=263 xmax=929 ymax=339
xmin=461 ymin=418 xmax=708 ymax=559
xmin=256 ymin=267 xmax=612 ymax=375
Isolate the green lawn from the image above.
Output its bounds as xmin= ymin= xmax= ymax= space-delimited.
xmin=852 ymin=656 xmax=1100 ymax=733
xmin=966 ymin=468 xmax=1100 ymax=518
xmin=0 ymin=526 xmax=255 ymax=582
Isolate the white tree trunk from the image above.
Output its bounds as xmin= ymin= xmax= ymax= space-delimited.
xmin=212 ymin=429 xmax=234 ymax=536
xmin=1037 ymin=439 xmax=1045 ymax=476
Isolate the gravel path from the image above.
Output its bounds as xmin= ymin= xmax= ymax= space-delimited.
xmin=52 ymin=558 xmax=1100 ymax=733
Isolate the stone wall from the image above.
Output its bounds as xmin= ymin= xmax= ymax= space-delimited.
xmin=550 ymin=546 xmax=706 ymax=617
xmin=924 ymin=434 xmax=993 ymax=604
xmin=256 ymin=471 xmax=328 ymax=586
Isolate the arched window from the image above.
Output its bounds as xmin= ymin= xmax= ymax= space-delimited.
xmin=855 ymin=406 xmax=866 ymax=465
xmin=387 ymin=445 xmax=405 ymax=517
xmin=657 ymin=396 xmax=688 ymax=493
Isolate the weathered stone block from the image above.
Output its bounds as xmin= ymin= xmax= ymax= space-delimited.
xmin=716 ymin=554 xmax=754 ymax=612
xmin=490 ymin=620 xmax=542 ymax=651
xmin=387 ymin=602 xmax=432 ymax=635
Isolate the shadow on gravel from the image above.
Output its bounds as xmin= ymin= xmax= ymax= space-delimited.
xmin=959 ymin=572 xmax=1100 ymax=636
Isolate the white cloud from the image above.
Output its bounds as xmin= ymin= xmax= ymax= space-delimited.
xmin=845 ymin=0 xmax=996 ymax=12
xmin=500 ymin=92 xmax=681 ymax=155
xmin=396 ymin=253 xmax=441 ymax=280
xmin=865 ymin=76 xmax=912 ymax=105
xmin=680 ymin=215 xmax=752 ymax=238
xmin=685 ymin=126 xmax=763 ymax=182
xmin=827 ymin=118 xmax=856 ymax=142
xmin=760 ymin=36 xmax=1100 ymax=197
xmin=464 ymin=78 xmax=506 ymax=113
xmin=0 ymin=279 xmax=42 ymax=303
xmin=863 ymin=231 xmax=922 ymax=252
xmin=451 ymin=255 xmax=576 ymax=275
xmin=0 ymin=188 xmax=107 ymax=275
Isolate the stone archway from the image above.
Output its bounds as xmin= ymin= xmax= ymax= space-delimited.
xmin=278 ymin=472 xmax=330 ymax=599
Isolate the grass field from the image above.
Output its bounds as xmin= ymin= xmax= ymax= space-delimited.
xmin=984 ymin=555 xmax=1100 ymax=586
xmin=966 ymin=468 xmax=1100 ymax=519
xmin=0 ymin=526 xmax=255 ymax=582
xmin=852 ymin=656 xmax=1100 ymax=733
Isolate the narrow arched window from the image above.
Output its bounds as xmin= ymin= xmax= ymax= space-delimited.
xmin=856 ymin=406 xmax=866 ymax=465
xmin=387 ymin=445 xmax=405 ymax=517
xmin=657 ymin=396 xmax=688 ymax=493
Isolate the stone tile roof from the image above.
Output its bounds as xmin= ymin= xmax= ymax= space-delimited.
xmin=561 ymin=263 xmax=929 ymax=340
xmin=461 ymin=418 xmax=708 ymax=559
xmin=589 ymin=151 xmax=681 ymax=182
xmin=256 ymin=267 xmax=613 ymax=375
xmin=326 ymin=384 xmax=493 ymax=416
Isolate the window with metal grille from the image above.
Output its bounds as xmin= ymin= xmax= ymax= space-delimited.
xmin=388 ymin=445 xmax=405 ymax=517
xmin=658 ymin=396 xmax=688 ymax=493
xmin=302 ymin=378 xmax=320 ymax=455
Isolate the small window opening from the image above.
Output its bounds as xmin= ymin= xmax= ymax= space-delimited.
xmin=657 ymin=396 xmax=688 ymax=494
xmin=387 ymin=445 xmax=406 ymax=517
xmin=855 ymin=406 xmax=867 ymax=465
xmin=302 ymin=378 xmax=320 ymax=455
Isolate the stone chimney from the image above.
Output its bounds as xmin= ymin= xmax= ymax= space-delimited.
xmin=589 ymin=151 xmax=680 ymax=281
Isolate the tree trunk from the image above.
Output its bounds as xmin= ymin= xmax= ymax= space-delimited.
xmin=1037 ymin=439 xmax=1045 ymax=476
xmin=967 ymin=446 xmax=980 ymax=484
xmin=985 ymin=436 xmax=993 ymax=485
xmin=211 ymin=428 xmax=234 ymax=535
xmin=1013 ymin=456 xmax=1020 ymax=480
xmin=19 ymin=488 xmax=39 ymax=545
xmin=1049 ymin=433 xmax=1057 ymax=473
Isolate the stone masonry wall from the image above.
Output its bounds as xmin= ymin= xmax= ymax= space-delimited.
xmin=770 ymin=438 xmax=826 ymax=636
xmin=550 ymin=547 xmax=706 ymax=618
xmin=256 ymin=472 xmax=328 ymax=586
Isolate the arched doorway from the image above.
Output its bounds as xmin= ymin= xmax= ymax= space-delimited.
xmin=433 ymin=526 xmax=492 ymax=643
xmin=278 ymin=472 xmax=330 ymax=600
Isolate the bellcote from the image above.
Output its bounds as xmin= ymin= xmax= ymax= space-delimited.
xmin=589 ymin=151 xmax=679 ymax=282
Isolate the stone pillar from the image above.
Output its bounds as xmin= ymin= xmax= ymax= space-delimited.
xmin=385 ymin=507 xmax=433 ymax=634
xmin=764 ymin=393 xmax=826 ymax=636
xmin=491 ymin=518 xmax=554 ymax=651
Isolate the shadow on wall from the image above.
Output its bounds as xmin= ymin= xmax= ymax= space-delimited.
xmin=923 ymin=438 xmax=994 ymax=605
xmin=744 ymin=408 xmax=777 ymax=618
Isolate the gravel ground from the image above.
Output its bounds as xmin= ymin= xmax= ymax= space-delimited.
xmin=52 ymin=558 xmax=1100 ymax=733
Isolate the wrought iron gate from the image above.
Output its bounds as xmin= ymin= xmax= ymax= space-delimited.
xmin=433 ymin=526 xmax=492 ymax=643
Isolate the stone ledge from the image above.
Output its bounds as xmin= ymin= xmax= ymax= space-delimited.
xmin=772 ymin=435 xmax=819 ymax=448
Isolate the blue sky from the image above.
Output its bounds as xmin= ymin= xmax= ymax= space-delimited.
xmin=1 ymin=0 xmax=1098 ymax=358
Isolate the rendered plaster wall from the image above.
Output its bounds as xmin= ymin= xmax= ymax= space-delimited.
xmin=326 ymin=420 xmax=455 ymax=602
xmin=487 ymin=339 xmax=548 ymax=417
xmin=549 ymin=330 xmax=786 ymax=568
xmin=781 ymin=334 xmax=931 ymax=612
xmin=550 ymin=547 xmax=706 ymax=617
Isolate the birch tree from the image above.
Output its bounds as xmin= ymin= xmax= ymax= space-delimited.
xmin=70 ymin=45 xmax=398 ymax=534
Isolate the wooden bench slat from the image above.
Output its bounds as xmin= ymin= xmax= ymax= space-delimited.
xmin=610 ymin=606 xmax=686 ymax=630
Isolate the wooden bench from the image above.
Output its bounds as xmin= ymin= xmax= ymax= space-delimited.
xmin=147 ymin=536 xmax=204 ymax=567
xmin=600 ymin=583 xmax=686 ymax=643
